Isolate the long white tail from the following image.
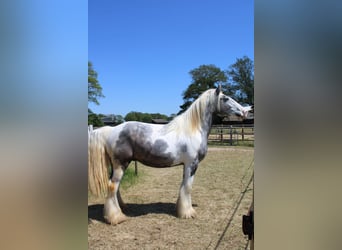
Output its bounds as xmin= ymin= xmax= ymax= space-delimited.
xmin=88 ymin=128 xmax=111 ymax=197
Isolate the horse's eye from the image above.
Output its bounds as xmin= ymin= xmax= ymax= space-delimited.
xmin=222 ymin=97 xmax=229 ymax=102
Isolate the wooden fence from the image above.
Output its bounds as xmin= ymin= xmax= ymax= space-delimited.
xmin=208 ymin=124 xmax=254 ymax=146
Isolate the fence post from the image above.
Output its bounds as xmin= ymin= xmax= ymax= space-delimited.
xmin=229 ymin=125 xmax=233 ymax=146
xmin=134 ymin=161 xmax=138 ymax=175
xmin=220 ymin=125 xmax=223 ymax=142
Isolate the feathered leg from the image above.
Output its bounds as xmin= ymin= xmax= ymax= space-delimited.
xmin=176 ymin=160 xmax=198 ymax=218
xmin=104 ymin=164 xmax=127 ymax=225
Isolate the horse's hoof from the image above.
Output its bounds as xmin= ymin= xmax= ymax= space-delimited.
xmin=177 ymin=207 xmax=197 ymax=219
xmin=104 ymin=212 xmax=127 ymax=225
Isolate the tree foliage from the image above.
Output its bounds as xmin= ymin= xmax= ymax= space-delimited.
xmin=125 ymin=111 xmax=169 ymax=123
xmin=88 ymin=61 xmax=104 ymax=105
xmin=227 ymin=56 xmax=254 ymax=104
xmin=88 ymin=109 xmax=104 ymax=127
xmin=179 ymin=64 xmax=227 ymax=114
xmin=178 ymin=57 xmax=254 ymax=115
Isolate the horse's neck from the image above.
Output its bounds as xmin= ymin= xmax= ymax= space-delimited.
xmin=199 ymin=110 xmax=213 ymax=139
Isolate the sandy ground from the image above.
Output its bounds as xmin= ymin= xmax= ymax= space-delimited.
xmin=88 ymin=147 xmax=254 ymax=250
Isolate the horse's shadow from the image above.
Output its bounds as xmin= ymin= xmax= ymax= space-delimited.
xmin=88 ymin=202 xmax=176 ymax=223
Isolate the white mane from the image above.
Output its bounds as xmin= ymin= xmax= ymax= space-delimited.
xmin=165 ymin=89 xmax=217 ymax=134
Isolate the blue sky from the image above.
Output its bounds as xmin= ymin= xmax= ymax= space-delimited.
xmin=89 ymin=0 xmax=254 ymax=116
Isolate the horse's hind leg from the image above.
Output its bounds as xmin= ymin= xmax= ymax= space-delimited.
xmin=176 ymin=160 xmax=198 ymax=219
xmin=117 ymin=188 xmax=126 ymax=210
xmin=104 ymin=161 xmax=127 ymax=225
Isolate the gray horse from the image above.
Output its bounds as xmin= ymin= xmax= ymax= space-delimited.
xmin=88 ymin=86 xmax=252 ymax=224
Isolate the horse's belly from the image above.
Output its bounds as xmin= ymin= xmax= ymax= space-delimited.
xmin=136 ymin=155 xmax=176 ymax=168
xmin=133 ymin=139 xmax=177 ymax=168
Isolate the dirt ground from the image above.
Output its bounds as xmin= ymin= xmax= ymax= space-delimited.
xmin=88 ymin=147 xmax=254 ymax=250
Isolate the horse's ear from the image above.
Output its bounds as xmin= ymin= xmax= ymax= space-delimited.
xmin=215 ymin=84 xmax=222 ymax=96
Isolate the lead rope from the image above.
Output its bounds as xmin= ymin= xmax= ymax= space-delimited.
xmin=208 ymin=156 xmax=254 ymax=249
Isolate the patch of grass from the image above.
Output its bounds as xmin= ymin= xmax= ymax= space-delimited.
xmin=234 ymin=140 xmax=254 ymax=147
xmin=106 ymin=162 xmax=142 ymax=190
xmin=120 ymin=165 xmax=141 ymax=190
xmin=208 ymin=140 xmax=254 ymax=147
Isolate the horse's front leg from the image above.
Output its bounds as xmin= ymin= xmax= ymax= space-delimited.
xmin=176 ymin=159 xmax=199 ymax=219
xmin=104 ymin=165 xmax=127 ymax=225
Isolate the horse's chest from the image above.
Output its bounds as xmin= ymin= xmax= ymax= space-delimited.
xmin=197 ymin=144 xmax=207 ymax=161
xmin=192 ymin=133 xmax=208 ymax=161
xmin=178 ymin=134 xmax=207 ymax=162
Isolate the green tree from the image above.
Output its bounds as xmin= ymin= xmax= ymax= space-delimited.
xmin=88 ymin=109 xmax=104 ymax=127
xmin=151 ymin=113 xmax=169 ymax=120
xmin=88 ymin=61 xmax=104 ymax=105
xmin=141 ymin=113 xmax=152 ymax=123
xmin=124 ymin=112 xmax=138 ymax=121
xmin=125 ymin=111 xmax=170 ymax=123
xmin=227 ymin=56 xmax=254 ymax=104
xmin=179 ymin=64 xmax=227 ymax=114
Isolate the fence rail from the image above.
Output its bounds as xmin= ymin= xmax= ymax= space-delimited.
xmin=209 ymin=124 xmax=254 ymax=146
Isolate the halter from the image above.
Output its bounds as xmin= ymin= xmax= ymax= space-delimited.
xmin=216 ymin=93 xmax=222 ymax=113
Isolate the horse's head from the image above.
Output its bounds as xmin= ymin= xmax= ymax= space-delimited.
xmin=215 ymin=85 xmax=253 ymax=119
